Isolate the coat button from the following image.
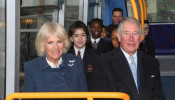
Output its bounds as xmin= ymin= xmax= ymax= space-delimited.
xmin=62 ymin=72 xmax=65 ymax=75
xmin=62 ymin=83 xmax=66 ymax=86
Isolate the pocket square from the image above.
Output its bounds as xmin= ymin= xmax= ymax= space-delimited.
xmin=151 ymin=75 xmax=155 ymax=78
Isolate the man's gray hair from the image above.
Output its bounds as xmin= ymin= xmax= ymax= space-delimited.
xmin=118 ymin=17 xmax=143 ymax=37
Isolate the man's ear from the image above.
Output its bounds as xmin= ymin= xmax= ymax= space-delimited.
xmin=140 ymin=35 xmax=144 ymax=42
xmin=117 ymin=33 xmax=121 ymax=42
xmin=70 ymin=37 xmax=73 ymax=42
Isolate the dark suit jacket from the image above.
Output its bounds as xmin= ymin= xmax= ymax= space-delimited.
xmin=89 ymin=47 xmax=165 ymax=100
xmin=91 ymin=39 xmax=113 ymax=54
xmin=140 ymin=36 xmax=155 ymax=57
xmin=68 ymin=46 xmax=100 ymax=88
xmin=105 ymin=24 xmax=118 ymax=37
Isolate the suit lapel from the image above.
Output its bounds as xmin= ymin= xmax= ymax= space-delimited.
xmin=137 ymin=52 xmax=148 ymax=95
xmin=39 ymin=56 xmax=51 ymax=70
xmin=83 ymin=47 xmax=88 ymax=62
xmin=96 ymin=39 xmax=102 ymax=50
xmin=112 ymin=48 xmax=139 ymax=96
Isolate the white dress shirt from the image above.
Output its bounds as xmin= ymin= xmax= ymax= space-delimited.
xmin=74 ymin=46 xmax=85 ymax=59
xmin=46 ymin=57 xmax=62 ymax=68
xmin=120 ymin=47 xmax=138 ymax=88
xmin=120 ymin=47 xmax=138 ymax=67
xmin=90 ymin=36 xmax=101 ymax=44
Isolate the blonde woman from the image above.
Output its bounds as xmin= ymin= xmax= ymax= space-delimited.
xmin=23 ymin=22 xmax=87 ymax=92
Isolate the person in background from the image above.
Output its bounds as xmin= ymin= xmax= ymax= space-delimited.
xmin=23 ymin=22 xmax=87 ymax=92
xmin=101 ymin=25 xmax=112 ymax=44
xmin=67 ymin=21 xmax=99 ymax=89
xmin=89 ymin=17 xmax=165 ymax=100
xmin=101 ymin=25 xmax=107 ymax=39
xmin=106 ymin=8 xmax=123 ymax=37
xmin=88 ymin=18 xmax=113 ymax=54
xmin=111 ymin=28 xmax=120 ymax=48
xmin=139 ymin=20 xmax=155 ymax=57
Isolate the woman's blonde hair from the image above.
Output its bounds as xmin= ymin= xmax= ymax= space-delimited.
xmin=35 ymin=22 xmax=71 ymax=56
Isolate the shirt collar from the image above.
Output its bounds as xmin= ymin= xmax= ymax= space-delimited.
xmin=74 ymin=46 xmax=85 ymax=59
xmin=46 ymin=57 xmax=62 ymax=68
xmin=120 ymin=47 xmax=137 ymax=65
xmin=90 ymin=36 xmax=101 ymax=44
xmin=113 ymin=22 xmax=118 ymax=25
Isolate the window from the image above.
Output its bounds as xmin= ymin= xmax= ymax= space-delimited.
xmin=147 ymin=0 xmax=175 ymax=23
xmin=127 ymin=0 xmax=175 ymax=23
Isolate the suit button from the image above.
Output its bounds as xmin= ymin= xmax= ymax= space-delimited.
xmin=62 ymin=72 xmax=65 ymax=76
xmin=62 ymin=83 xmax=66 ymax=87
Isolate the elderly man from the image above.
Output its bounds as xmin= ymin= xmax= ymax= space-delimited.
xmin=89 ymin=17 xmax=165 ymax=100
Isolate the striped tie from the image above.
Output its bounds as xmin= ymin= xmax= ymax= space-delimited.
xmin=77 ymin=51 xmax=81 ymax=56
xmin=129 ymin=56 xmax=138 ymax=89
xmin=94 ymin=40 xmax=96 ymax=44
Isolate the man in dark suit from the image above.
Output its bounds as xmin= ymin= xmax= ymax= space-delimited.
xmin=89 ymin=17 xmax=165 ymax=100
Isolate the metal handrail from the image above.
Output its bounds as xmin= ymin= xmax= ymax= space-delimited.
xmin=142 ymin=0 xmax=147 ymax=20
xmin=5 ymin=92 xmax=130 ymax=100
xmin=130 ymin=0 xmax=139 ymax=20
xmin=130 ymin=0 xmax=145 ymax=40
xmin=138 ymin=0 xmax=145 ymax=40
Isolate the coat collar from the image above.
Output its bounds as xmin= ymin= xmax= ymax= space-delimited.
xmin=137 ymin=51 xmax=149 ymax=95
xmin=39 ymin=54 xmax=73 ymax=70
xmin=83 ymin=46 xmax=89 ymax=61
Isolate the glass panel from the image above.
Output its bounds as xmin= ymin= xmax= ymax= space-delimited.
xmin=88 ymin=0 xmax=104 ymax=22
xmin=126 ymin=0 xmax=175 ymax=23
xmin=20 ymin=0 xmax=61 ymax=92
xmin=147 ymin=0 xmax=175 ymax=22
xmin=65 ymin=0 xmax=80 ymax=31
xmin=88 ymin=0 xmax=97 ymax=22
xmin=126 ymin=0 xmax=142 ymax=21
xmin=88 ymin=0 xmax=95 ymax=21
xmin=0 ymin=0 xmax=5 ymax=99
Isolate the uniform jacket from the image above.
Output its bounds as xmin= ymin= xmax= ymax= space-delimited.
xmin=68 ymin=46 xmax=99 ymax=88
xmin=91 ymin=39 xmax=113 ymax=54
xmin=105 ymin=24 xmax=118 ymax=37
xmin=23 ymin=53 xmax=87 ymax=92
xmin=89 ymin=47 xmax=165 ymax=100
xmin=140 ymin=36 xmax=155 ymax=57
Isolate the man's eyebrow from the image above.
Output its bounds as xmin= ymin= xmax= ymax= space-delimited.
xmin=73 ymin=34 xmax=78 ymax=35
xmin=123 ymin=31 xmax=129 ymax=33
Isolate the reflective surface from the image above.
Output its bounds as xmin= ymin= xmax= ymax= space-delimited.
xmin=20 ymin=0 xmax=62 ymax=91
xmin=0 ymin=0 xmax=5 ymax=99
xmin=127 ymin=0 xmax=175 ymax=23
xmin=147 ymin=0 xmax=175 ymax=22
xmin=19 ymin=0 xmax=83 ymax=92
xmin=65 ymin=0 xmax=80 ymax=31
